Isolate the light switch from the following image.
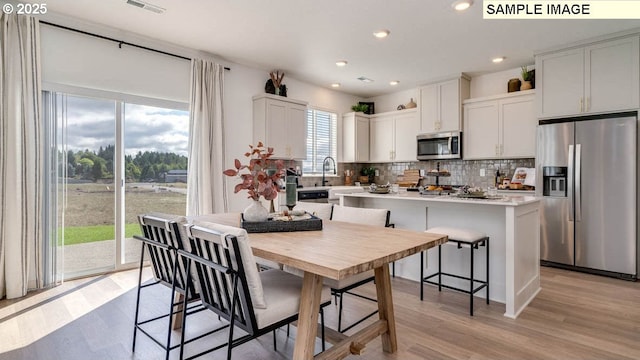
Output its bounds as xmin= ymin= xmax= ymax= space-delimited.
xmin=480 ymin=168 xmax=486 ymax=177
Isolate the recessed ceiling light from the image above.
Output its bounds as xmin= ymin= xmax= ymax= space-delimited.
xmin=492 ymin=57 xmax=505 ymax=63
xmin=373 ymin=29 xmax=390 ymax=38
xmin=357 ymin=76 xmax=374 ymax=83
xmin=452 ymin=0 xmax=473 ymax=11
xmin=331 ymin=83 xmax=341 ymax=88
xmin=335 ymin=60 xmax=348 ymax=67
xmin=390 ymin=80 xmax=400 ymax=86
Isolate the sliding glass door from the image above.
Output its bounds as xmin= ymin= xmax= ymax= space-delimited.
xmin=122 ymin=103 xmax=189 ymax=265
xmin=46 ymin=90 xmax=188 ymax=279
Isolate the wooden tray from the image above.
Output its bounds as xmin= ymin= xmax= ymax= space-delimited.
xmin=241 ymin=213 xmax=322 ymax=233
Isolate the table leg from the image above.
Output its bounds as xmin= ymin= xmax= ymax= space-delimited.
xmin=293 ymin=271 xmax=323 ymax=360
xmin=374 ymin=265 xmax=397 ymax=353
xmin=173 ymin=293 xmax=184 ymax=330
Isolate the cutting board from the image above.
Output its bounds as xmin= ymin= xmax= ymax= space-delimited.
xmin=397 ymin=169 xmax=421 ymax=187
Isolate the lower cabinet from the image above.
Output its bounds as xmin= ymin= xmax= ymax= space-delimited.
xmin=463 ymin=91 xmax=536 ymax=159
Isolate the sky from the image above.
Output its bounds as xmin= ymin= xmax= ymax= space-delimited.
xmin=61 ymin=94 xmax=189 ymax=157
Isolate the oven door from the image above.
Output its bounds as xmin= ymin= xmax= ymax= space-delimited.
xmin=416 ymin=132 xmax=461 ymax=160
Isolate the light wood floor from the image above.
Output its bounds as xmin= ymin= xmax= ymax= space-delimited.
xmin=1 ymin=266 xmax=639 ymax=359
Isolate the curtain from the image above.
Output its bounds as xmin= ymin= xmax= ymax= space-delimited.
xmin=0 ymin=14 xmax=44 ymax=299
xmin=186 ymin=60 xmax=227 ymax=215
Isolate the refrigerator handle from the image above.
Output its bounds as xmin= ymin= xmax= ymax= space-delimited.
xmin=575 ymin=144 xmax=582 ymax=222
xmin=568 ymin=144 xmax=575 ymax=221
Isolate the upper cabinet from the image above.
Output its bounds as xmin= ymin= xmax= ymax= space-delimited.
xmin=536 ymin=35 xmax=639 ymax=118
xmin=253 ymin=94 xmax=308 ymax=159
xmin=369 ymin=109 xmax=420 ymax=163
xmin=419 ymin=76 xmax=470 ymax=133
xmin=342 ymin=112 xmax=370 ymax=163
xmin=463 ymin=91 xmax=536 ymax=159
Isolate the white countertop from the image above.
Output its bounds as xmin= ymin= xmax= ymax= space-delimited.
xmin=340 ymin=190 xmax=540 ymax=207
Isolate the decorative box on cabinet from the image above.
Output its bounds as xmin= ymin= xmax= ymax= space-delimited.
xmin=369 ymin=109 xmax=420 ymax=162
xmin=420 ymin=75 xmax=470 ymax=133
xmin=463 ymin=91 xmax=536 ymax=159
xmin=536 ymin=35 xmax=639 ymax=118
xmin=253 ymin=94 xmax=308 ymax=159
xmin=342 ymin=112 xmax=370 ymax=163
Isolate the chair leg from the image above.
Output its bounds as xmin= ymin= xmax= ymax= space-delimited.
xmin=179 ymin=261 xmax=192 ymax=360
xmin=438 ymin=245 xmax=442 ymax=292
xmin=320 ymin=307 xmax=326 ymax=352
xmin=272 ymin=329 xmax=277 ymax=351
xmin=337 ymin=291 xmax=345 ymax=333
xmin=486 ymin=238 xmax=490 ymax=305
xmin=286 ymin=323 xmax=290 ymax=337
xmin=420 ymin=251 xmax=424 ymax=301
xmin=392 ymin=261 xmax=395 ymax=277
xmin=470 ymin=243 xmax=474 ymax=316
xmin=226 ymin=276 xmax=239 ymax=360
xmin=132 ymin=244 xmax=146 ymax=352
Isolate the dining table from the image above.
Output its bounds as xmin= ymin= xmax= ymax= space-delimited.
xmin=194 ymin=212 xmax=447 ymax=360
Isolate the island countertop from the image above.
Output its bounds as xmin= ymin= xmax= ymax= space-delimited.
xmin=339 ymin=189 xmax=541 ymax=319
xmin=340 ymin=190 xmax=540 ymax=207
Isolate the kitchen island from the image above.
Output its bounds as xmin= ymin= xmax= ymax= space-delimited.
xmin=340 ymin=191 xmax=541 ymax=318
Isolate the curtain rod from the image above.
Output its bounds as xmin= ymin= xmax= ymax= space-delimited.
xmin=40 ymin=21 xmax=231 ymax=71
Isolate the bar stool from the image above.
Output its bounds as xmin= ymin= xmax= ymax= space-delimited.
xmin=420 ymin=226 xmax=489 ymax=316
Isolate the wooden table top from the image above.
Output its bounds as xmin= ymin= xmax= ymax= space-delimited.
xmin=192 ymin=213 xmax=448 ymax=280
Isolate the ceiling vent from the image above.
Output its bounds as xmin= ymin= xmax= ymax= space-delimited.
xmin=126 ymin=0 xmax=165 ymax=14
xmin=357 ymin=76 xmax=374 ymax=83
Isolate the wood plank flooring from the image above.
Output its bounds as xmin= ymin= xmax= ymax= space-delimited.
xmin=1 ymin=266 xmax=639 ymax=359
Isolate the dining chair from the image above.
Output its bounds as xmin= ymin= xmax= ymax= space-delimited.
xmin=293 ymin=202 xmax=334 ymax=220
xmin=178 ymin=220 xmax=332 ymax=359
xmin=327 ymin=205 xmax=393 ymax=333
xmin=133 ymin=213 xmax=220 ymax=360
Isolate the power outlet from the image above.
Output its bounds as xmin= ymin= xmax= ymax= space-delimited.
xmin=375 ymin=169 xmax=380 ymax=176
xmin=480 ymin=168 xmax=486 ymax=177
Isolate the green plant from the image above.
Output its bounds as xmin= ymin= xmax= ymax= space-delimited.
xmin=360 ymin=166 xmax=376 ymax=177
xmin=351 ymin=103 xmax=369 ymax=113
xmin=521 ymin=66 xmax=532 ymax=81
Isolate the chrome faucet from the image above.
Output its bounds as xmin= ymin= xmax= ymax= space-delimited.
xmin=322 ymin=156 xmax=336 ymax=186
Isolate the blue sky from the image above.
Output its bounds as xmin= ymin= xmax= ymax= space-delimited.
xmin=61 ymin=95 xmax=189 ymax=157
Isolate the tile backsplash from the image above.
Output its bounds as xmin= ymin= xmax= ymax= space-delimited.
xmin=297 ymin=159 xmax=535 ymax=188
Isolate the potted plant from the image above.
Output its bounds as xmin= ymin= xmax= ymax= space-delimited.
xmin=521 ymin=66 xmax=533 ymax=90
xmin=359 ymin=166 xmax=376 ymax=184
xmin=223 ymin=142 xmax=284 ymax=221
xmin=351 ymin=103 xmax=369 ymax=113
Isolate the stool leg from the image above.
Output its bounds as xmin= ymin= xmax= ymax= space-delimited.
xmin=420 ymin=251 xmax=424 ymax=301
xmin=486 ymin=238 xmax=490 ymax=305
xmin=438 ymin=245 xmax=442 ymax=292
xmin=470 ymin=244 xmax=474 ymax=316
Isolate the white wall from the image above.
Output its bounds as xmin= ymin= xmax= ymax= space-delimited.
xmin=365 ymin=88 xmax=419 ymax=114
xmin=39 ymin=13 xmax=359 ymax=213
xmin=469 ymin=66 xmax=534 ymax=98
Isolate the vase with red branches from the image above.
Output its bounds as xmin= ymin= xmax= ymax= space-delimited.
xmin=223 ymin=142 xmax=284 ymax=221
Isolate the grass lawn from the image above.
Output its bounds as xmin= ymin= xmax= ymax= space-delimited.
xmin=62 ymin=223 xmax=141 ymax=245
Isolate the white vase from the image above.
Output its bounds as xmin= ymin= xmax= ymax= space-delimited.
xmin=243 ymin=200 xmax=269 ymax=222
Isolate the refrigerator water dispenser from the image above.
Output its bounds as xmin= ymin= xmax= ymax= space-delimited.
xmin=542 ymin=166 xmax=567 ymax=197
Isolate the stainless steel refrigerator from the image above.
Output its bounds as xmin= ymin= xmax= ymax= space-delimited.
xmin=536 ymin=112 xmax=638 ymax=280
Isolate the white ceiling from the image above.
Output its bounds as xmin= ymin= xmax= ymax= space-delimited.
xmin=37 ymin=0 xmax=640 ymax=98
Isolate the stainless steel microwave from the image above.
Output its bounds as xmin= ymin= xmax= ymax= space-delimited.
xmin=416 ymin=131 xmax=462 ymax=160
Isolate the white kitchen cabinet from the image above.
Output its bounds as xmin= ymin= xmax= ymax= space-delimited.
xmin=536 ymin=35 xmax=639 ymax=118
xmin=463 ymin=91 xmax=536 ymax=159
xmin=253 ymin=94 xmax=308 ymax=159
xmin=419 ymin=76 xmax=470 ymax=133
xmin=342 ymin=112 xmax=369 ymax=162
xmin=369 ymin=109 xmax=420 ymax=162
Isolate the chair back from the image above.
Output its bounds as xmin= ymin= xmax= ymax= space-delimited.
xmin=331 ymin=205 xmax=390 ymax=227
xmin=293 ymin=202 xmax=334 ymax=220
xmin=136 ymin=213 xmax=195 ymax=296
xmin=182 ymin=222 xmax=264 ymax=335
